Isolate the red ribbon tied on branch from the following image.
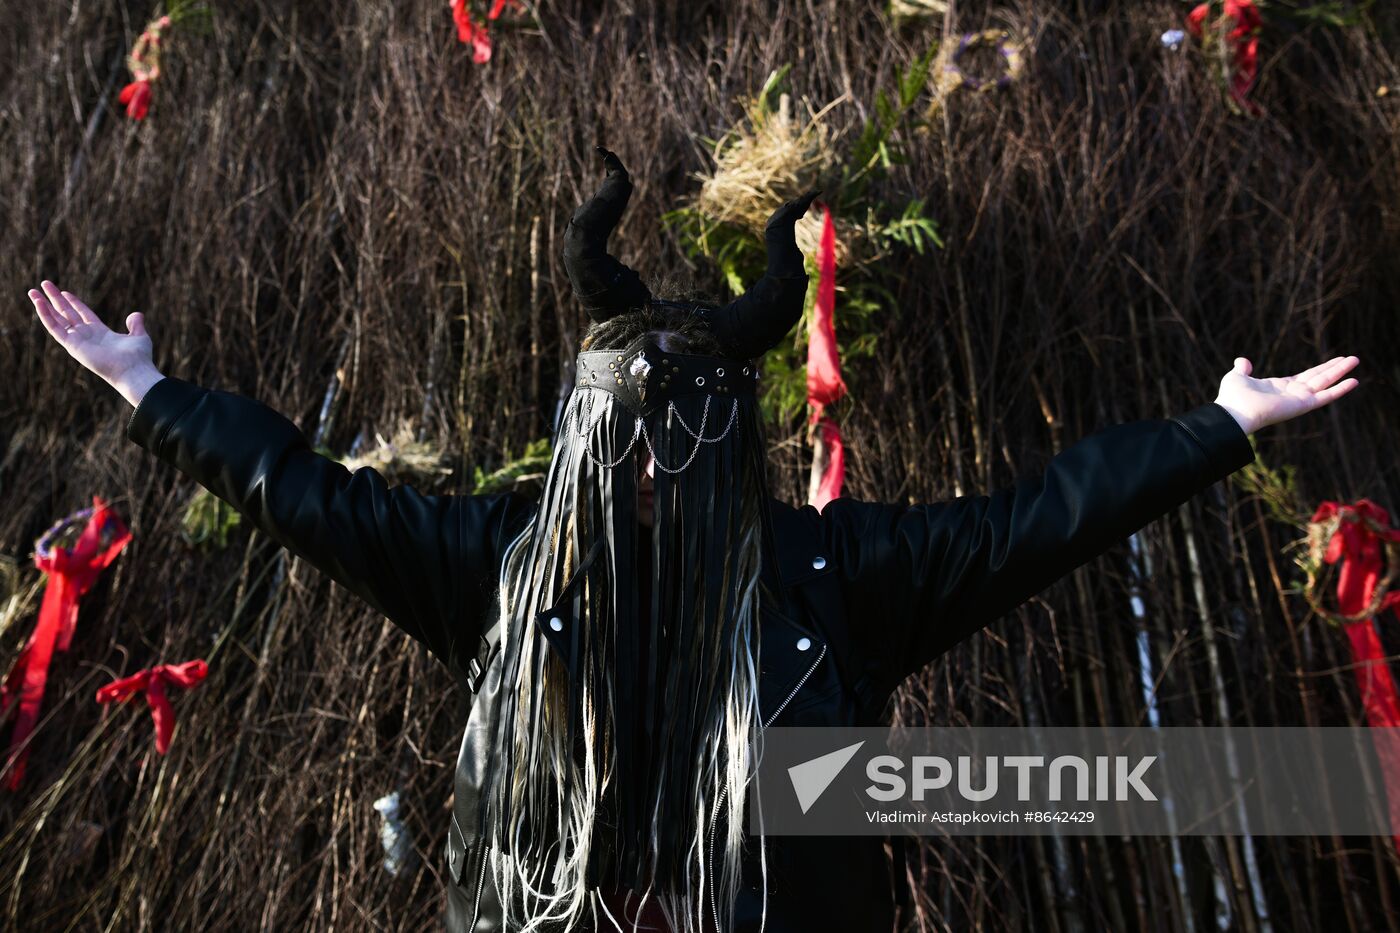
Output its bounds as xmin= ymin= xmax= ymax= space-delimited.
xmin=1307 ymin=498 xmax=1400 ymax=848
xmin=118 ymin=13 xmax=173 ymax=120
xmin=96 ymin=660 xmax=208 ymax=755
xmin=810 ymin=416 xmax=845 ymax=512
xmin=806 ymin=204 xmax=846 ymax=512
xmin=1 ymin=497 xmax=132 ymax=791
xmin=450 ymin=0 xmax=524 ymax=64
xmin=1186 ymin=0 xmax=1263 ymax=114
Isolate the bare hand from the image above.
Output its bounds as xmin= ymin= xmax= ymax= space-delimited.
xmin=29 ymin=280 xmax=164 ymax=407
xmin=1214 ymin=355 xmax=1359 ymax=434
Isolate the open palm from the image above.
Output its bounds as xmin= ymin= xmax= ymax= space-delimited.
xmin=29 ymin=280 xmax=163 ymax=406
xmin=1214 ymin=355 xmax=1359 ymax=434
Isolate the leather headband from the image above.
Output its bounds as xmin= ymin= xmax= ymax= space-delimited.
xmin=574 ymin=333 xmax=757 ymax=417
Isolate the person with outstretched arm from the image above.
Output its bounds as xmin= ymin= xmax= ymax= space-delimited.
xmin=28 ymin=151 xmax=1360 ymax=933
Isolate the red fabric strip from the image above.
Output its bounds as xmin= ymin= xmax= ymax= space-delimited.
xmin=96 ymin=659 xmax=209 ymax=755
xmin=1185 ymin=0 xmax=1263 ymax=113
xmin=1 ymin=497 xmax=131 ymax=790
xmin=1313 ymin=498 xmax=1400 ymax=847
xmin=805 ymin=205 xmax=845 ymax=424
xmin=1344 ymin=622 xmax=1400 ymax=848
xmin=451 ymin=0 xmax=494 ymax=63
xmin=804 ymin=206 xmax=846 ymax=511
xmin=811 ymin=416 xmax=845 ymax=513
xmin=805 ymin=205 xmax=846 ymax=511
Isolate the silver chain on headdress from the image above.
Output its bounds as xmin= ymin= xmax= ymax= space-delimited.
xmin=566 ymin=388 xmax=643 ymax=468
xmin=565 ymin=387 xmax=740 ymax=474
xmin=668 ymin=400 xmax=739 ymax=444
xmin=639 ymin=395 xmax=740 ymax=474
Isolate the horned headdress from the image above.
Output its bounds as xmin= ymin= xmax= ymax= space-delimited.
xmin=561 ymin=146 xmax=818 ymax=359
xmin=478 ymin=148 xmax=819 ymax=932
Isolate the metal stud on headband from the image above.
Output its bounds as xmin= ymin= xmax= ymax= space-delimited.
xmin=569 ymin=333 xmax=753 ymax=473
xmin=575 ymin=333 xmax=757 ymax=416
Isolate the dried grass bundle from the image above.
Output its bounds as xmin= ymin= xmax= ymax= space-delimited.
xmin=338 ymin=425 xmax=451 ymax=484
xmin=691 ymin=82 xmax=862 ymax=267
xmin=889 ymin=0 xmax=949 ymax=27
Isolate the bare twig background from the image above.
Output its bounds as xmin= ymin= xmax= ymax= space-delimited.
xmin=2 ymin=1 xmax=1399 ymax=930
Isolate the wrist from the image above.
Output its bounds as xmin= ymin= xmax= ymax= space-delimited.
xmin=111 ymin=363 xmax=166 ymax=408
xmin=1212 ymin=399 xmax=1256 ymax=435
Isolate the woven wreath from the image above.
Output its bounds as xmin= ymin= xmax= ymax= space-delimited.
xmin=1300 ymin=500 xmax=1400 ymax=627
xmin=937 ymin=29 xmax=1025 ymax=95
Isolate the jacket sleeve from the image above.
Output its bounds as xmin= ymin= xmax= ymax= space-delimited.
xmin=823 ymin=402 xmax=1256 ymax=690
xmin=125 ymin=375 xmax=532 ymax=680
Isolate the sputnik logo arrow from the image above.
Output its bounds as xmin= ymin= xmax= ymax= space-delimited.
xmin=788 ymin=741 xmax=866 ymax=814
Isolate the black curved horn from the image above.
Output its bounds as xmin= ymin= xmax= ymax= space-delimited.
xmin=562 ymin=146 xmax=653 ymax=322
xmin=701 ymin=189 xmax=821 ymax=360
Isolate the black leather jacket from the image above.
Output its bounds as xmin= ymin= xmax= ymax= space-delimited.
xmin=126 ymin=376 xmax=1256 ymax=932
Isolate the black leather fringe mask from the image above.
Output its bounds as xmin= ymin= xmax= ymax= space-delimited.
xmin=480 ymin=332 xmax=779 ymax=930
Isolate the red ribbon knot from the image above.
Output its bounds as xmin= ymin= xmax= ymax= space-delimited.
xmin=96 ymin=660 xmax=209 ymax=755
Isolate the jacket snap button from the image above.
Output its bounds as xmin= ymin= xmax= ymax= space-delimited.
xmin=549 ymin=616 xmax=564 ymax=632
xmin=811 ymin=555 xmax=827 ymax=570
xmin=796 ymin=637 xmax=812 ymax=651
